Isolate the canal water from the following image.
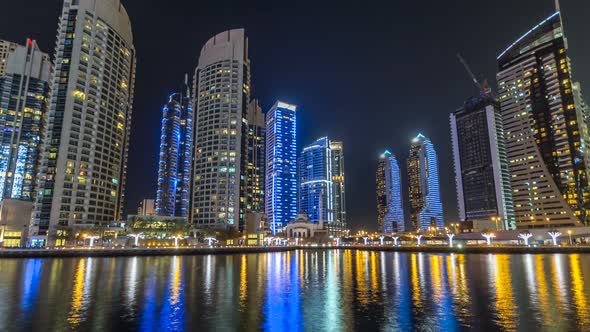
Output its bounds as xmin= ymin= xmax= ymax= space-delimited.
xmin=0 ymin=250 xmax=589 ymax=331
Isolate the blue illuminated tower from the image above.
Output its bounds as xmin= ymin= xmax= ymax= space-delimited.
xmin=299 ymin=137 xmax=347 ymax=236
xmin=376 ymin=151 xmax=404 ymax=233
xmin=407 ymin=134 xmax=444 ymax=230
xmin=0 ymin=39 xmax=51 ymax=201
xmin=155 ymin=77 xmax=193 ymax=218
xmin=265 ymin=101 xmax=297 ymax=234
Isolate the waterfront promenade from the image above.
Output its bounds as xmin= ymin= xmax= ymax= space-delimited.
xmin=1 ymin=244 xmax=590 ymax=258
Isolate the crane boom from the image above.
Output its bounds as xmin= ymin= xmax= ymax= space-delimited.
xmin=456 ymin=53 xmax=482 ymax=91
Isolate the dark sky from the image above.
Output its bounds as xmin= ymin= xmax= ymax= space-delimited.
xmin=1 ymin=0 xmax=589 ymax=231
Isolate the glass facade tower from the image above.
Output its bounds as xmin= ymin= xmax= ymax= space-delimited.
xmin=497 ymin=11 xmax=590 ymax=228
xmin=245 ymin=99 xmax=265 ymax=214
xmin=156 ymin=79 xmax=193 ymax=218
xmin=299 ymin=137 xmax=347 ymax=236
xmin=408 ymin=134 xmax=444 ymax=230
xmin=265 ymin=101 xmax=297 ymax=234
xmin=31 ymin=0 xmax=136 ymax=246
xmin=451 ymin=91 xmax=516 ymax=230
xmin=376 ymin=151 xmax=404 ymax=233
xmin=0 ymin=39 xmax=51 ymax=201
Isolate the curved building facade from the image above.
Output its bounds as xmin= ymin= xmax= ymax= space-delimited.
xmin=191 ymin=29 xmax=250 ymax=230
xmin=156 ymin=81 xmax=193 ymax=218
xmin=497 ymin=11 xmax=590 ymax=228
xmin=31 ymin=0 xmax=136 ymax=246
xmin=407 ymin=134 xmax=444 ymax=231
xmin=376 ymin=151 xmax=404 ymax=233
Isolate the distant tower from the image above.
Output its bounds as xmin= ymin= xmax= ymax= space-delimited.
xmin=31 ymin=0 xmax=136 ymax=247
xmin=156 ymin=77 xmax=193 ymax=218
xmin=265 ymin=101 xmax=297 ymax=234
xmin=497 ymin=11 xmax=590 ymax=227
xmin=407 ymin=134 xmax=444 ymax=230
xmin=376 ymin=151 xmax=404 ymax=233
xmin=0 ymin=39 xmax=51 ymax=201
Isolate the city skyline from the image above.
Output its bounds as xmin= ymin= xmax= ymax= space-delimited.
xmin=1 ymin=1 xmax=589 ymax=231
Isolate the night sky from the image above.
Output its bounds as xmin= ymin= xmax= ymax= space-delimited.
xmin=1 ymin=1 xmax=589 ymax=231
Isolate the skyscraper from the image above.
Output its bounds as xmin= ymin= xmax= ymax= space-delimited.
xmin=0 ymin=39 xmax=51 ymax=201
xmin=265 ymin=101 xmax=297 ymax=234
xmin=330 ymin=140 xmax=347 ymax=234
xmin=191 ymin=29 xmax=250 ymax=230
xmin=376 ymin=150 xmax=404 ymax=233
xmin=451 ymin=91 xmax=515 ymax=230
xmin=407 ymin=134 xmax=444 ymax=231
xmin=245 ymin=99 xmax=265 ymax=214
xmin=31 ymin=0 xmax=136 ymax=246
xmin=497 ymin=11 xmax=590 ymax=228
xmin=299 ymin=137 xmax=347 ymax=236
xmin=0 ymin=40 xmax=18 ymax=76
xmin=155 ymin=78 xmax=193 ymax=218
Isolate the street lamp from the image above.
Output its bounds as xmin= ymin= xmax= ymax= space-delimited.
xmin=171 ymin=235 xmax=183 ymax=248
xmin=379 ymin=236 xmax=384 ymax=246
xmin=446 ymin=233 xmax=455 ymax=247
xmin=392 ymin=235 xmax=399 ymax=246
xmin=415 ymin=234 xmax=423 ymax=246
xmin=482 ymin=233 xmax=495 ymax=246
xmin=129 ymin=233 xmax=142 ymax=246
xmin=491 ymin=217 xmax=501 ymax=231
xmin=548 ymin=231 xmax=561 ymax=246
xmin=363 ymin=237 xmax=369 ymax=245
xmin=568 ymin=230 xmax=573 ymax=246
xmin=518 ymin=232 xmax=533 ymax=246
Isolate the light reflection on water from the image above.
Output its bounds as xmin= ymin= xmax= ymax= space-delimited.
xmin=0 ymin=250 xmax=589 ymax=331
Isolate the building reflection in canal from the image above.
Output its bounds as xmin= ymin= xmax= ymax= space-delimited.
xmin=0 ymin=250 xmax=590 ymax=331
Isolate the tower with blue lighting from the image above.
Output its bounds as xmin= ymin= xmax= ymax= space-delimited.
xmin=376 ymin=151 xmax=404 ymax=233
xmin=265 ymin=101 xmax=297 ymax=234
xmin=299 ymin=137 xmax=347 ymax=236
xmin=156 ymin=77 xmax=193 ymax=218
xmin=0 ymin=39 xmax=51 ymax=201
xmin=407 ymin=134 xmax=444 ymax=230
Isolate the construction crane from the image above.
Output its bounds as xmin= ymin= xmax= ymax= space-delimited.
xmin=456 ymin=53 xmax=482 ymax=91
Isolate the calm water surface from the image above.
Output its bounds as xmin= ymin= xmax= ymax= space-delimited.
xmin=0 ymin=250 xmax=589 ymax=331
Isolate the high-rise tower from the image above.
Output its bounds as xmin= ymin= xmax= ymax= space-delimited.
xmin=191 ymin=29 xmax=250 ymax=230
xmin=451 ymin=91 xmax=515 ymax=230
xmin=31 ymin=0 xmax=136 ymax=246
xmin=265 ymin=101 xmax=297 ymax=234
xmin=245 ymin=99 xmax=265 ymax=214
xmin=299 ymin=137 xmax=347 ymax=236
xmin=497 ymin=11 xmax=590 ymax=228
xmin=407 ymin=134 xmax=444 ymax=230
xmin=156 ymin=78 xmax=193 ymax=218
xmin=376 ymin=151 xmax=404 ymax=233
xmin=0 ymin=39 xmax=51 ymax=201
xmin=0 ymin=40 xmax=18 ymax=77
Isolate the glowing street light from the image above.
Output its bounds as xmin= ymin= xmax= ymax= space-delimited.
xmin=446 ymin=233 xmax=455 ymax=247
xmin=392 ymin=236 xmax=399 ymax=246
xmin=548 ymin=231 xmax=561 ymax=246
xmin=85 ymin=235 xmax=99 ymax=247
xmin=518 ymin=232 xmax=533 ymax=246
xmin=379 ymin=236 xmax=385 ymax=245
xmin=567 ymin=230 xmax=573 ymax=246
xmin=363 ymin=237 xmax=369 ymax=245
xmin=129 ymin=233 xmax=142 ymax=246
xmin=482 ymin=233 xmax=495 ymax=246
xmin=415 ymin=234 xmax=423 ymax=246
xmin=171 ymin=235 xmax=183 ymax=248
xmin=491 ymin=217 xmax=502 ymax=230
